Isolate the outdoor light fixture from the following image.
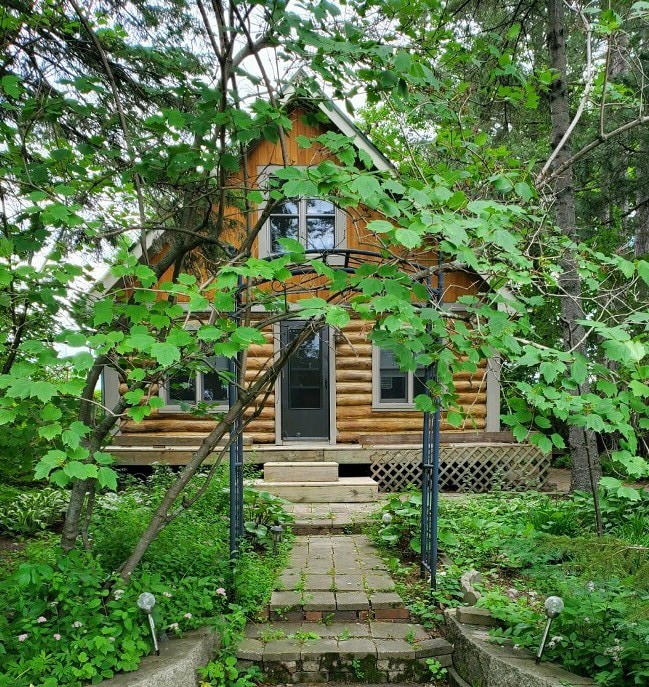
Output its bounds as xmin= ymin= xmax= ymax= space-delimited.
xmin=270 ymin=525 xmax=284 ymax=554
xmin=137 ymin=592 xmax=159 ymax=656
xmin=535 ymin=595 xmax=564 ymax=664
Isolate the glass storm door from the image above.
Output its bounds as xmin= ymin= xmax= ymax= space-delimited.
xmin=280 ymin=323 xmax=330 ymax=441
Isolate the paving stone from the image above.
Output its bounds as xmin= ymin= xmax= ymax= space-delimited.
xmin=277 ymin=571 xmax=302 ymax=589
xmin=335 ymin=591 xmax=370 ymax=610
xmin=372 ymin=638 xmax=415 ymax=659
xmin=369 ymin=592 xmax=403 ymax=609
xmin=244 ymin=621 xmax=302 ymax=639
xmin=334 ymin=574 xmax=364 ymax=590
xmin=419 ymin=653 xmax=453 ymax=668
xmin=336 ymin=637 xmax=378 ymax=657
xmin=332 ymin=560 xmax=363 ymax=573
xmin=363 ymin=574 xmax=396 ymax=592
xmin=414 ymin=637 xmax=454 ymax=658
xmin=369 ymin=622 xmax=429 ymax=641
xmin=304 ymin=574 xmax=335 ymax=591
xmin=302 ymin=591 xmax=336 ymax=610
xmin=312 ymin=622 xmax=370 ymax=639
xmin=236 ymin=638 xmax=264 ymax=661
xmin=456 ymin=605 xmax=500 ymax=627
xmin=270 ymin=590 xmax=302 ymax=609
xmin=300 ymin=638 xmax=340 ymax=659
xmin=261 ymin=639 xmax=302 ymax=661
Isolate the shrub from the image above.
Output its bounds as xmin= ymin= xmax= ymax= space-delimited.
xmin=0 ymin=488 xmax=68 ymax=536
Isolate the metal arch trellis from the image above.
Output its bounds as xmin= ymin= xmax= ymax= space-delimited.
xmin=228 ymin=276 xmax=245 ymax=563
xmin=420 ymin=257 xmax=444 ymax=591
xmin=227 ymin=247 xmax=445 ymax=585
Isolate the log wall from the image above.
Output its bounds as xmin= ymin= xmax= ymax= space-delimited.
xmin=117 ymin=106 xmax=492 ymax=445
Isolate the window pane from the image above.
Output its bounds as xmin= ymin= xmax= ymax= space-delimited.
xmin=273 ymin=199 xmax=299 ymax=215
xmin=413 ymin=369 xmax=428 ymax=397
xmin=168 ymin=375 xmax=196 ymax=404
xmin=307 ymin=199 xmax=334 ymax=215
xmin=203 ymin=371 xmax=228 ymax=403
xmin=306 ymin=217 xmax=335 ymax=250
xmin=290 ymin=387 xmax=321 ymax=409
xmin=380 ymin=372 xmax=407 ymax=402
xmin=271 ymin=216 xmax=299 ymax=252
xmin=380 ymin=349 xmax=398 ymax=369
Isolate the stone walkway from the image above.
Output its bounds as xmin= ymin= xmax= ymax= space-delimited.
xmin=236 ymin=534 xmax=453 ymax=683
xmin=286 ymin=502 xmax=387 ymax=534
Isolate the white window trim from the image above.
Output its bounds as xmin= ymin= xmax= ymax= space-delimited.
xmin=257 ymin=165 xmax=347 ymax=258
xmin=159 ymin=368 xmax=230 ymax=414
xmin=371 ymin=346 xmax=426 ymax=411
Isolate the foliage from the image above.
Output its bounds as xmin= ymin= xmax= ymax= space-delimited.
xmin=243 ymin=488 xmax=294 ymax=550
xmin=376 ymin=490 xmax=649 ymax=686
xmin=374 ymin=490 xmax=458 ymax=556
xmin=199 ymin=655 xmax=262 ymax=687
xmin=0 ymin=488 xmax=68 ymax=536
xmin=0 ymin=468 xmax=288 ymax=687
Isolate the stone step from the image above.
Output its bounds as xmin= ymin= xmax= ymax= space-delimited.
xmin=269 ymin=589 xmax=409 ymax=622
xmin=264 ymin=461 xmax=340 ymax=483
xmin=251 ymin=477 xmax=379 ymax=503
xmin=236 ymin=620 xmax=453 ymax=684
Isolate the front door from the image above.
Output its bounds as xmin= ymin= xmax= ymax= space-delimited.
xmin=280 ymin=322 xmax=330 ymax=441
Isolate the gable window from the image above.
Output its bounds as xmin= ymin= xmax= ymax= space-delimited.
xmin=372 ymin=348 xmax=427 ymax=409
xmin=163 ymin=357 xmax=229 ymax=410
xmin=266 ymin=197 xmax=345 ymax=255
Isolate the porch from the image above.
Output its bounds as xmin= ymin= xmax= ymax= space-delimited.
xmin=108 ymin=431 xmax=549 ymax=494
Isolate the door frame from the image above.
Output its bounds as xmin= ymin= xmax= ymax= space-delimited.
xmin=274 ymin=322 xmax=336 ymax=445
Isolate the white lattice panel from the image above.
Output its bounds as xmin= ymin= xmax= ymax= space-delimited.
xmin=369 ymin=444 xmax=549 ymax=493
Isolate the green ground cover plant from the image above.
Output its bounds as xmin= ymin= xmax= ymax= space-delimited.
xmin=372 ymin=486 xmax=649 ymax=686
xmin=0 ymin=467 xmax=292 ymax=687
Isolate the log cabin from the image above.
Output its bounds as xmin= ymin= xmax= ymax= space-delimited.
xmin=101 ymin=91 xmax=547 ymax=498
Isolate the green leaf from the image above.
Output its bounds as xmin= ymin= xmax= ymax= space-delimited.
xmin=638 ymin=260 xmax=649 ymax=286
xmin=38 ymin=423 xmax=62 ymax=440
xmin=394 ymin=228 xmax=421 ymax=249
xmin=446 ymin=410 xmax=464 ymax=427
xmin=367 ymin=219 xmax=394 ymax=234
xmin=63 ymin=461 xmax=98 ymax=480
xmin=150 ymin=342 xmax=181 ymax=366
xmin=97 ymin=466 xmax=118 ymax=491
xmin=30 ymin=381 xmax=58 ymax=402
xmin=1 ymin=74 xmax=22 ymax=98
xmin=513 ymin=182 xmax=534 ymax=201
xmin=94 ymin=300 xmax=114 ymax=326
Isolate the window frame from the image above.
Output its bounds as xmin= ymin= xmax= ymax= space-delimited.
xmin=371 ymin=346 xmax=427 ymax=411
xmin=159 ymin=356 xmax=230 ymax=413
xmin=257 ymin=167 xmax=347 ymax=258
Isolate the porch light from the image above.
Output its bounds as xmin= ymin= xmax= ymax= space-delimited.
xmin=535 ymin=595 xmax=564 ymax=664
xmin=270 ymin=525 xmax=284 ymax=554
xmin=137 ymin=592 xmax=159 ymax=656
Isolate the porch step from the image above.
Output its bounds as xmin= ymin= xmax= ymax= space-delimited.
xmin=251 ymin=477 xmax=378 ymax=503
xmin=236 ymin=621 xmax=453 ymax=683
xmin=264 ymin=461 xmax=339 ymax=483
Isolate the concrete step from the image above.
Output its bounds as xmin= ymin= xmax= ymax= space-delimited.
xmin=236 ymin=620 xmax=453 ymax=684
xmin=264 ymin=461 xmax=339 ymax=483
xmin=268 ymin=589 xmax=408 ymax=623
xmin=251 ymin=476 xmax=378 ymax=503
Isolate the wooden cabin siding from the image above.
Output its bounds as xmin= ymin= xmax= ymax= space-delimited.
xmin=333 ymin=318 xmax=487 ymax=444
xmin=113 ymin=106 xmax=498 ymax=446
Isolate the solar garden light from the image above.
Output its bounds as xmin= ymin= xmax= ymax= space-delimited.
xmin=535 ymin=596 xmax=564 ymax=664
xmin=270 ymin=525 xmax=284 ymax=554
xmin=381 ymin=512 xmax=393 ymax=525
xmin=137 ymin=592 xmax=159 ymax=656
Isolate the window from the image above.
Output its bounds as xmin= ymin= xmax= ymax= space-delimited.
xmin=163 ymin=357 xmax=229 ymax=410
xmin=373 ymin=348 xmax=427 ymax=409
xmin=265 ymin=197 xmax=345 ymax=255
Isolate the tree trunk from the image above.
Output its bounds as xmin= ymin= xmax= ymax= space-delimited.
xmin=547 ymin=0 xmax=601 ymax=492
